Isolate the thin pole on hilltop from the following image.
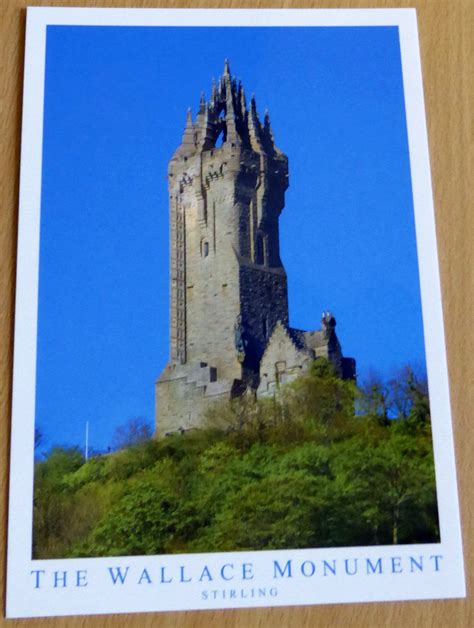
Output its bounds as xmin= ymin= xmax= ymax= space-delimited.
xmin=85 ymin=421 xmax=89 ymax=461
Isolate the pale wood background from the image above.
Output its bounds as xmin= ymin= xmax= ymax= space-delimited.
xmin=1 ymin=0 xmax=472 ymax=625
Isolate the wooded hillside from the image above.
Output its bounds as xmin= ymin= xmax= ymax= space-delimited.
xmin=33 ymin=360 xmax=439 ymax=558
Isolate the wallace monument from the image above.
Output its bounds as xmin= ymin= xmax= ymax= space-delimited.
xmin=155 ymin=60 xmax=355 ymax=437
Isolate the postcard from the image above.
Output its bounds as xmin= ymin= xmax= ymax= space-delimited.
xmin=7 ymin=7 xmax=465 ymax=618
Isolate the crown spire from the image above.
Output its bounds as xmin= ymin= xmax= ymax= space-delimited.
xmin=240 ymin=84 xmax=247 ymax=115
xmin=210 ymin=78 xmax=216 ymax=105
xmin=250 ymin=93 xmax=257 ymax=113
xmin=186 ymin=107 xmax=192 ymax=125
xmin=181 ymin=107 xmax=194 ymax=142
xmin=173 ymin=61 xmax=287 ymax=158
xmin=248 ymin=94 xmax=264 ymax=152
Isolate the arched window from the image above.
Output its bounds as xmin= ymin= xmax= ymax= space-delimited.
xmin=202 ymin=240 xmax=209 ymax=257
xmin=215 ymin=127 xmax=225 ymax=147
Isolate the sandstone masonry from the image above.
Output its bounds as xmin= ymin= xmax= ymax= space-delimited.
xmin=155 ymin=60 xmax=355 ymax=437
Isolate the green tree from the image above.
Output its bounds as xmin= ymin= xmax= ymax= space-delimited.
xmin=33 ymin=447 xmax=84 ymax=558
xmin=111 ymin=417 xmax=153 ymax=450
xmin=77 ymin=459 xmax=185 ymax=556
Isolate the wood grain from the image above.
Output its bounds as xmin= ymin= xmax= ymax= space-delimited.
xmin=1 ymin=1 xmax=472 ymax=625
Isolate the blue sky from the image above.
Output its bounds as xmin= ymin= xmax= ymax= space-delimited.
xmin=36 ymin=25 xmax=425 ymax=453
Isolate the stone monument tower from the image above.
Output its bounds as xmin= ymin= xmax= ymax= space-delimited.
xmin=156 ymin=61 xmax=355 ymax=437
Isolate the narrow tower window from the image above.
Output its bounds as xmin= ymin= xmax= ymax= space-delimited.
xmin=255 ymin=232 xmax=264 ymax=265
xmin=203 ymin=241 xmax=209 ymax=257
xmin=215 ymin=127 xmax=225 ymax=147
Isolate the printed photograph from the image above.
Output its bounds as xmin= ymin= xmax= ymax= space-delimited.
xmin=32 ymin=24 xmax=439 ymax=559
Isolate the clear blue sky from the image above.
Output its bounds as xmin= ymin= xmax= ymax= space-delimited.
xmin=36 ymin=25 xmax=425 ymax=453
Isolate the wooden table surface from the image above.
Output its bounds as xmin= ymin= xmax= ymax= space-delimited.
xmin=1 ymin=1 xmax=472 ymax=625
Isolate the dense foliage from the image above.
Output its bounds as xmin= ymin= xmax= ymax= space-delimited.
xmin=33 ymin=361 xmax=439 ymax=558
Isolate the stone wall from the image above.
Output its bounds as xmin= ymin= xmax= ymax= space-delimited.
xmin=155 ymin=361 xmax=237 ymax=437
xmin=257 ymin=322 xmax=313 ymax=397
xmin=239 ymin=263 xmax=288 ymax=365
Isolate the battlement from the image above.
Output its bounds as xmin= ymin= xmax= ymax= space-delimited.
xmin=155 ymin=361 xmax=238 ymax=437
